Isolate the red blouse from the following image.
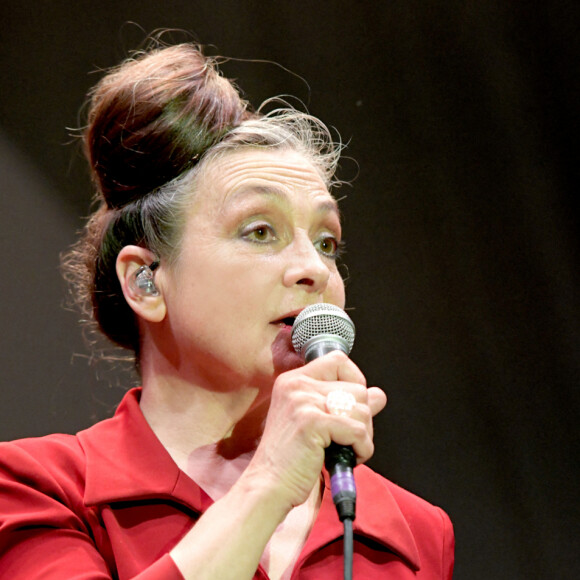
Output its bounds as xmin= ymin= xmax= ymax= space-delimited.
xmin=0 ymin=388 xmax=454 ymax=579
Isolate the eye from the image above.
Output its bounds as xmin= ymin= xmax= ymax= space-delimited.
xmin=241 ymin=222 xmax=277 ymax=244
xmin=315 ymin=235 xmax=343 ymax=259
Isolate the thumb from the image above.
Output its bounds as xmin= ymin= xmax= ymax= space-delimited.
xmin=367 ymin=386 xmax=387 ymax=416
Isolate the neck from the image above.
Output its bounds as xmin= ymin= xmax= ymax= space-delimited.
xmin=140 ymin=376 xmax=272 ymax=500
xmin=141 ymin=372 xmax=268 ymax=445
xmin=137 ymin=334 xmax=278 ymax=499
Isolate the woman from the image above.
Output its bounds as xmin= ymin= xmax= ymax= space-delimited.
xmin=0 ymin=43 xmax=454 ymax=579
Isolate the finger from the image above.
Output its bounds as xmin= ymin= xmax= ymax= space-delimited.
xmin=319 ymin=381 xmax=369 ymax=405
xmin=367 ymin=386 xmax=387 ymax=416
xmin=304 ymin=351 xmax=367 ymax=386
xmin=324 ymin=414 xmax=375 ymax=464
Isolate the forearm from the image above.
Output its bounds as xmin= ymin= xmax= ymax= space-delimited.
xmin=170 ymin=469 xmax=290 ymax=580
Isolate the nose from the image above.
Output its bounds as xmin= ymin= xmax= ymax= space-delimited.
xmin=282 ymin=232 xmax=331 ymax=293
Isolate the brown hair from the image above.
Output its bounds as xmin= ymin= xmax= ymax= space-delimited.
xmin=85 ymin=44 xmax=250 ymax=210
xmin=63 ymin=44 xmax=253 ymax=354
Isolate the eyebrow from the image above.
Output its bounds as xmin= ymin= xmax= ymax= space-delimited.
xmin=228 ymin=185 xmax=341 ymax=218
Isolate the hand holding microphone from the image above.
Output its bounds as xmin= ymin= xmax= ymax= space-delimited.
xmin=248 ymin=303 xmax=385 ymax=521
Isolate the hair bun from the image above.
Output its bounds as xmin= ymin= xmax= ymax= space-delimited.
xmin=84 ymin=44 xmax=251 ymax=209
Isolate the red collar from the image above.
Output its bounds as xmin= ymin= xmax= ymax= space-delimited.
xmin=78 ymin=387 xmax=420 ymax=571
xmin=79 ymin=387 xmax=212 ymax=513
xmin=297 ymin=466 xmax=421 ymax=570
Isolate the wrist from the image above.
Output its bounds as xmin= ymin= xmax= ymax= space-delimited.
xmin=234 ymin=462 xmax=294 ymax=523
xmin=169 ymin=467 xmax=291 ymax=580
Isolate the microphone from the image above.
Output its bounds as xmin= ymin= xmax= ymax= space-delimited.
xmin=291 ymin=304 xmax=357 ymax=521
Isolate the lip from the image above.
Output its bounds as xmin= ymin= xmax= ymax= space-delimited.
xmin=270 ymin=308 xmax=305 ymax=328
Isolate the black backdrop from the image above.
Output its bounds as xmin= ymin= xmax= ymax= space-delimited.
xmin=0 ymin=2 xmax=578 ymax=578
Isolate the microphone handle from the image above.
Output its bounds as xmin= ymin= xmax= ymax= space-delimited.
xmin=324 ymin=442 xmax=356 ymax=521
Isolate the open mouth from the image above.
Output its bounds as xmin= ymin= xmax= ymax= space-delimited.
xmin=272 ymin=316 xmax=297 ymax=328
xmin=271 ymin=308 xmax=305 ymax=329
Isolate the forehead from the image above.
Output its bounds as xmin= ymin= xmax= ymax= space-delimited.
xmin=195 ymin=148 xmax=337 ymax=212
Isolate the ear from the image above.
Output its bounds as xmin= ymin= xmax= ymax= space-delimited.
xmin=116 ymin=246 xmax=167 ymax=323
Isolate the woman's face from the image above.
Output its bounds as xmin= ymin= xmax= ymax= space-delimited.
xmin=159 ymin=147 xmax=346 ymax=393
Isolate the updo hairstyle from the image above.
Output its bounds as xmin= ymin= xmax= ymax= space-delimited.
xmin=63 ymin=42 xmax=342 ymax=359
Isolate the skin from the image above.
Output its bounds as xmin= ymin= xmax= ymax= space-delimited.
xmin=116 ymin=148 xmax=387 ymax=580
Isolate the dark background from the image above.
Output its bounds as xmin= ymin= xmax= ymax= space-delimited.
xmin=0 ymin=2 xmax=578 ymax=578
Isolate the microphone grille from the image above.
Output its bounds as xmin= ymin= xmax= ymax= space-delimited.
xmin=291 ymin=303 xmax=355 ymax=355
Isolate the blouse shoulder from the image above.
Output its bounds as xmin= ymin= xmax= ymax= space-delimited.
xmin=0 ymin=432 xmax=88 ymax=513
xmin=355 ymin=465 xmax=455 ymax=578
xmin=0 ymin=432 xmax=86 ymax=475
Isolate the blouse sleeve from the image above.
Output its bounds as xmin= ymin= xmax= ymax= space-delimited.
xmin=437 ymin=506 xmax=455 ymax=580
xmin=0 ymin=440 xmax=184 ymax=580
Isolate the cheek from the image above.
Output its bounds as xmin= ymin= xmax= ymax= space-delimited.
xmin=177 ymin=254 xmax=272 ymax=323
xmin=326 ymin=271 xmax=346 ymax=308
